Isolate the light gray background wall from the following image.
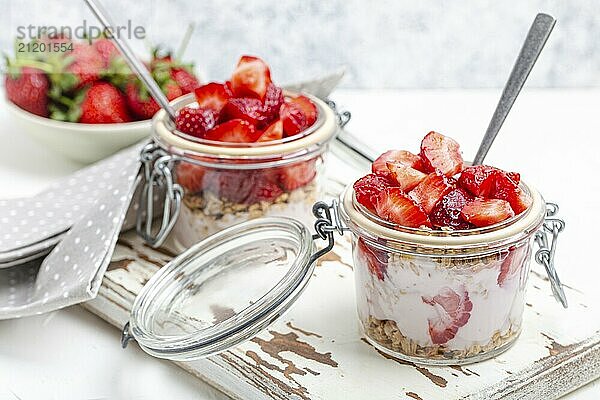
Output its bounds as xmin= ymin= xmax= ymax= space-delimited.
xmin=2 ymin=0 xmax=598 ymax=88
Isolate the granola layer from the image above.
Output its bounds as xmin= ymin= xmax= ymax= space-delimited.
xmin=172 ymin=182 xmax=319 ymax=250
xmin=365 ymin=316 xmax=519 ymax=361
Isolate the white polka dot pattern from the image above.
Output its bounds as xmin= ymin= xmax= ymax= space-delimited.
xmin=0 ymin=141 xmax=146 ymax=319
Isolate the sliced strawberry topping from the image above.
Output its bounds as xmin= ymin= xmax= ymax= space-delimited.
xmin=497 ymin=245 xmax=529 ymax=287
xmin=262 ymin=83 xmax=284 ymax=122
xmin=175 ymin=106 xmax=217 ymax=138
xmin=458 ymin=165 xmax=501 ymax=197
xmin=420 ymin=131 xmax=464 ymax=176
xmin=422 ymin=287 xmax=472 ymax=345
xmin=230 ymin=55 xmax=272 ymax=99
xmin=507 ymin=172 xmax=520 ymax=184
xmin=194 ymin=82 xmax=232 ymax=113
xmin=280 ymin=95 xmax=318 ymax=137
xmin=357 ymin=237 xmax=388 ymax=281
xmin=493 ymin=173 xmax=532 ymax=215
xmin=200 ymin=169 xmax=257 ymax=203
xmin=175 ymin=161 xmax=206 ymax=194
xmin=222 ymin=97 xmax=268 ymax=127
xmin=430 ymin=188 xmax=475 ymax=230
xmin=372 ymin=150 xmax=423 ymax=175
xmin=461 ymin=198 xmax=515 ymax=227
xmin=353 ymin=173 xmax=396 ymax=212
xmin=247 ymin=180 xmax=284 ymax=203
xmin=278 ymin=159 xmax=317 ymax=191
xmin=386 ymin=161 xmax=427 ymax=192
xmin=408 ymin=173 xmax=453 ymax=214
xmin=257 ymin=119 xmax=284 ymax=142
xmin=376 ymin=188 xmax=432 ymax=228
xmin=204 ymin=119 xmax=260 ymax=143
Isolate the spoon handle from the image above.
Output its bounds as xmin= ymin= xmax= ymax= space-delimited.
xmin=473 ymin=13 xmax=555 ymax=165
xmin=84 ymin=0 xmax=177 ymax=121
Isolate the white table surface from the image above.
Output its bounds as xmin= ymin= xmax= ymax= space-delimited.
xmin=0 ymin=89 xmax=599 ymax=399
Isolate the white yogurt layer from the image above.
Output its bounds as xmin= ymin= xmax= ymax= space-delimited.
xmin=355 ymin=241 xmax=532 ymax=351
xmin=171 ymin=184 xmax=319 ymax=251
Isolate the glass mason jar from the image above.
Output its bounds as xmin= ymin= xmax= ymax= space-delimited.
xmin=139 ymin=91 xmax=343 ymax=251
xmin=337 ymin=181 xmax=565 ymax=365
xmin=122 ymin=180 xmax=565 ymax=366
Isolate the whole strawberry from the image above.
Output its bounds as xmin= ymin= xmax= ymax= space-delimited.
xmin=79 ymin=82 xmax=132 ymax=123
xmin=171 ymin=67 xmax=199 ymax=94
xmin=66 ymin=43 xmax=104 ymax=89
xmin=125 ymin=81 xmax=182 ymax=120
xmin=5 ymin=66 xmax=50 ymax=117
xmin=93 ymin=38 xmax=119 ymax=67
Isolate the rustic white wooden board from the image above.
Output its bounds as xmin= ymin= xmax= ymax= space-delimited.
xmin=82 ymin=227 xmax=600 ymax=400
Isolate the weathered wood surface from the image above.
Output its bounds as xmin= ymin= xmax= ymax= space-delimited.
xmin=82 ymin=228 xmax=600 ymax=400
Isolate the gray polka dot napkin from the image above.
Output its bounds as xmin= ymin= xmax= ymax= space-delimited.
xmin=0 ymin=141 xmax=146 ymax=319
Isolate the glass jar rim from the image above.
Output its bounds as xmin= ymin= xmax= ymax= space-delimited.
xmin=339 ymin=181 xmax=547 ymax=252
xmin=151 ymin=91 xmax=338 ymax=160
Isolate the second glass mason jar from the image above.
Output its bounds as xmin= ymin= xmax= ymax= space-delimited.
xmin=338 ymin=181 xmax=562 ymax=365
xmin=142 ymin=91 xmax=341 ymax=250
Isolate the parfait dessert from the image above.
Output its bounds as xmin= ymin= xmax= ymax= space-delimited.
xmin=167 ymin=56 xmax=331 ymax=249
xmin=350 ymin=131 xmax=535 ymax=364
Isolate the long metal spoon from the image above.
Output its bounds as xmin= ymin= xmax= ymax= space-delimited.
xmin=84 ymin=0 xmax=177 ymax=122
xmin=473 ymin=13 xmax=555 ymax=165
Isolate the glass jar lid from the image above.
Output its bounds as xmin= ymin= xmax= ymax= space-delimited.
xmin=125 ymin=217 xmax=315 ymax=361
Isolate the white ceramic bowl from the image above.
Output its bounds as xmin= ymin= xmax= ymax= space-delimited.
xmin=7 ymin=100 xmax=151 ymax=164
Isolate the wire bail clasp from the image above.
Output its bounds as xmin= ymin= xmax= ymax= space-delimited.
xmin=309 ymin=199 xmax=349 ymax=264
xmin=534 ymin=202 xmax=567 ymax=308
xmin=136 ymin=144 xmax=183 ymax=248
xmin=326 ymin=100 xmax=351 ymax=128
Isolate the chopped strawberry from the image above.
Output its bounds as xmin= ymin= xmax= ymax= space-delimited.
xmin=497 ymin=245 xmax=529 ymax=287
xmin=222 ymin=97 xmax=268 ymax=127
xmin=386 ymin=161 xmax=427 ymax=191
xmin=175 ymin=161 xmax=206 ymax=194
xmin=430 ymin=188 xmax=475 ymax=230
xmin=507 ymin=172 xmax=521 ymax=185
xmin=408 ymin=173 xmax=453 ymax=214
xmin=257 ymin=119 xmax=283 ymax=142
xmin=262 ymin=83 xmax=284 ymax=122
xmin=353 ymin=173 xmax=396 ymax=212
xmin=493 ymin=173 xmax=532 ymax=215
xmin=175 ymin=106 xmax=217 ymax=138
xmin=201 ymin=169 xmax=258 ymax=203
xmin=230 ymin=55 xmax=272 ymax=99
xmin=204 ymin=119 xmax=260 ymax=143
xmin=458 ymin=165 xmax=501 ymax=197
xmin=461 ymin=198 xmax=515 ymax=227
xmin=278 ymin=159 xmax=317 ymax=191
xmin=280 ymin=95 xmax=318 ymax=137
xmin=376 ymin=188 xmax=432 ymax=228
xmin=357 ymin=237 xmax=388 ymax=281
xmin=422 ymin=287 xmax=472 ymax=345
xmin=247 ymin=181 xmax=284 ymax=203
xmin=372 ymin=150 xmax=423 ymax=175
xmin=420 ymin=131 xmax=464 ymax=176
xmin=194 ymin=82 xmax=232 ymax=113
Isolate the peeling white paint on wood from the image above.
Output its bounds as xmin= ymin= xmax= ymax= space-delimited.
xmin=82 ymin=230 xmax=600 ymax=400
